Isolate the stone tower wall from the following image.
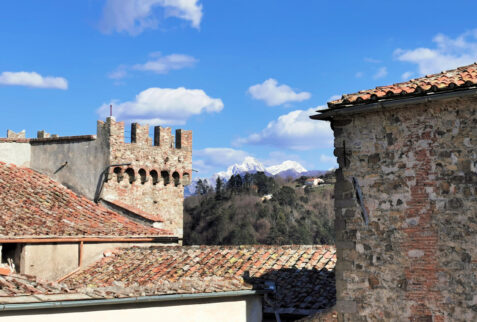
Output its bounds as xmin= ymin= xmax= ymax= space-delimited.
xmin=99 ymin=117 xmax=192 ymax=238
xmin=331 ymin=97 xmax=476 ymax=321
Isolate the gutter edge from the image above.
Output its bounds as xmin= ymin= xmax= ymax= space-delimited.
xmin=0 ymin=290 xmax=269 ymax=312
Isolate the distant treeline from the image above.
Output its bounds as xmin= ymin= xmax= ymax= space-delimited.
xmin=183 ymin=172 xmax=335 ymax=246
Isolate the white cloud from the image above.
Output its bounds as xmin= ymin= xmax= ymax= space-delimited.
xmin=261 ymin=151 xmax=305 ymax=167
xmin=0 ymin=71 xmax=67 ymax=90
xmin=373 ymin=67 xmax=387 ymax=79
xmin=98 ymin=87 xmax=223 ymax=125
xmin=394 ymin=30 xmax=477 ymax=75
xmin=194 ymin=148 xmax=251 ymax=173
xmin=401 ymin=71 xmax=413 ymax=80
xmin=133 ymin=53 xmax=197 ymax=74
xmin=247 ymin=78 xmax=311 ymax=106
xmin=108 ymin=65 xmax=128 ymax=80
xmin=233 ymin=107 xmax=333 ymax=150
xmin=108 ymin=53 xmax=197 ymax=80
xmin=355 ymin=71 xmax=364 ymax=78
xmin=100 ymin=0 xmax=203 ymax=35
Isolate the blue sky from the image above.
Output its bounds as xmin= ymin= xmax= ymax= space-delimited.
xmin=2 ymin=1 xmax=477 ymax=177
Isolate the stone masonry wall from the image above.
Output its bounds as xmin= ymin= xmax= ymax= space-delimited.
xmin=331 ymin=96 xmax=476 ymax=321
xmin=99 ymin=118 xmax=192 ymax=238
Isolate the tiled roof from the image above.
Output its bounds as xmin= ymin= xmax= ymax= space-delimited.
xmin=0 ymin=273 xmax=70 ymax=298
xmin=328 ymin=63 xmax=477 ymax=107
xmin=0 ymin=162 xmax=171 ymax=238
xmin=104 ymin=199 xmax=164 ymax=222
xmin=64 ymin=245 xmax=336 ymax=315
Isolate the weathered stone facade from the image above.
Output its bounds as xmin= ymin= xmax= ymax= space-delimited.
xmin=100 ymin=118 xmax=192 ymax=237
xmin=321 ymin=96 xmax=476 ymax=320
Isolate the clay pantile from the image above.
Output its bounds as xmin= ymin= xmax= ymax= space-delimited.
xmin=64 ymin=245 xmax=336 ymax=315
xmin=0 ymin=273 xmax=69 ymax=298
xmin=328 ymin=63 xmax=477 ymax=108
xmin=103 ymin=199 xmax=164 ymax=222
xmin=0 ymin=162 xmax=171 ymax=239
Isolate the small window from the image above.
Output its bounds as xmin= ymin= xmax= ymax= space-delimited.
xmin=182 ymin=172 xmax=191 ymax=186
xmin=1 ymin=244 xmax=22 ymax=272
xmin=125 ymin=168 xmax=135 ymax=184
xmin=139 ymin=169 xmax=147 ymax=184
xmin=173 ymin=172 xmax=180 ymax=187
xmin=150 ymin=170 xmax=159 ymax=185
xmin=113 ymin=167 xmax=123 ymax=183
xmin=161 ymin=171 xmax=170 ymax=186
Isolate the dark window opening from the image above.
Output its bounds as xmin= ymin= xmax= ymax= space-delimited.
xmin=173 ymin=172 xmax=180 ymax=187
xmin=113 ymin=167 xmax=123 ymax=183
xmin=139 ymin=169 xmax=147 ymax=184
xmin=125 ymin=168 xmax=135 ymax=184
xmin=161 ymin=171 xmax=170 ymax=186
xmin=150 ymin=170 xmax=159 ymax=185
xmin=1 ymin=244 xmax=22 ymax=272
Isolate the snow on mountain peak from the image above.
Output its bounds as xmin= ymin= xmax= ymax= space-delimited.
xmin=265 ymin=160 xmax=307 ymax=175
xmin=216 ymin=157 xmax=265 ymax=179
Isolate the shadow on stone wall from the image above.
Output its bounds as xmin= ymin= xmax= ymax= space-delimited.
xmin=244 ymin=267 xmax=336 ymax=321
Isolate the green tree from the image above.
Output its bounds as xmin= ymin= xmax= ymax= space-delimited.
xmin=274 ymin=186 xmax=296 ymax=206
xmin=215 ymin=177 xmax=224 ymax=200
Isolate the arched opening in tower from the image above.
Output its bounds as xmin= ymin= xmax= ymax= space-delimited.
xmin=161 ymin=171 xmax=170 ymax=186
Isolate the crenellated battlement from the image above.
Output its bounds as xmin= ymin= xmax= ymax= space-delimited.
xmin=7 ymin=129 xmax=26 ymax=139
xmin=97 ymin=117 xmax=192 ymax=153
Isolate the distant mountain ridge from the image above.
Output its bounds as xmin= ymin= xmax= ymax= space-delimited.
xmin=266 ymin=160 xmax=307 ymax=175
xmin=215 ymin=157 xmax=266 ymax=179
xmin=185 ymin=157 xmax=327 ymax=196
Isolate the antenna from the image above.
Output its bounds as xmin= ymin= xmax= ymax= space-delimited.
xmin=110 ymin=104 xmax=113 ymax=117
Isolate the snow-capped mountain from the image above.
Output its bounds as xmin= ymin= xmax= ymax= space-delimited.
xmin=185 ymin=157 xmax=325 ymax=196
xmin=265 ymin=160 xmax=307 ymax=176
xmin=214 ymin=157 xmax=314 ymax=180
xmin=215 ymin=157 xmax=266 ymax=179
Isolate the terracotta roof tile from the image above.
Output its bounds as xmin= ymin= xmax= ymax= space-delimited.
xmin=0 ymin=162 xmax=171 ymax=238
xmin=0 ymin=273 xmax=70 ymax=297
xmin=64 ymin=245 xmax=336 ymax=314
xmin=328 ymin=63 xmax=477 ymax=107
xmin=103 ymin=199 xmax=164 ymax=222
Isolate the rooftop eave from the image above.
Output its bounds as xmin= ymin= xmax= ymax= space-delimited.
xmin=311 ymin=86 xmax=477 ymax=121
xmin=0 ymin=290 xmax=269 ymax=311
xmin=0 ymin=236 xmax=178 ymax=243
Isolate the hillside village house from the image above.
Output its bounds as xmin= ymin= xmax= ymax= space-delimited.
xmin=312 ymin=63 xmax=477 ymax=321
xmin=305 ymin=178 xmax=325 ymax=187
xmin=0 ymin=117 xmax=337 ymax=321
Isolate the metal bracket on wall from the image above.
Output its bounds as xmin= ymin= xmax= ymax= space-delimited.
xmin=352 ymin=177 xmax=369 ymax=226
xmin=342 ymin=141 xmax=350 ymax=167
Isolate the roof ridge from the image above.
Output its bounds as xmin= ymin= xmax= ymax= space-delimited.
xmin=327 ymin=62 xmax=477 ymax=107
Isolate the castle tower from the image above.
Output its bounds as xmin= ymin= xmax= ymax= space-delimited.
xmin=98 ymin=117 xmax=192 ymax=238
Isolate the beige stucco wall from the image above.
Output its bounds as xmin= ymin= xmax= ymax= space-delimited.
xmin=21 ymin=244 xmax=78 ymax=281
xmin=0 ymin=295 xmax=262 ymax=322
xmin=21 ymin=242 xmax=177 ymax=281
xmin=0 ymin=142 xmax=30 ymax=167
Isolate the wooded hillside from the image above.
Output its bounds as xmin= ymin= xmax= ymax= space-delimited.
xmin=184 ymin=172 xmax=335 ymax=245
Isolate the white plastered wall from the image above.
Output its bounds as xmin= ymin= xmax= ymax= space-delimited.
xmin=1 ymin=295 xmax=263 ymax=322
xmin=0 ymin=142 xmax=30 ymax=167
